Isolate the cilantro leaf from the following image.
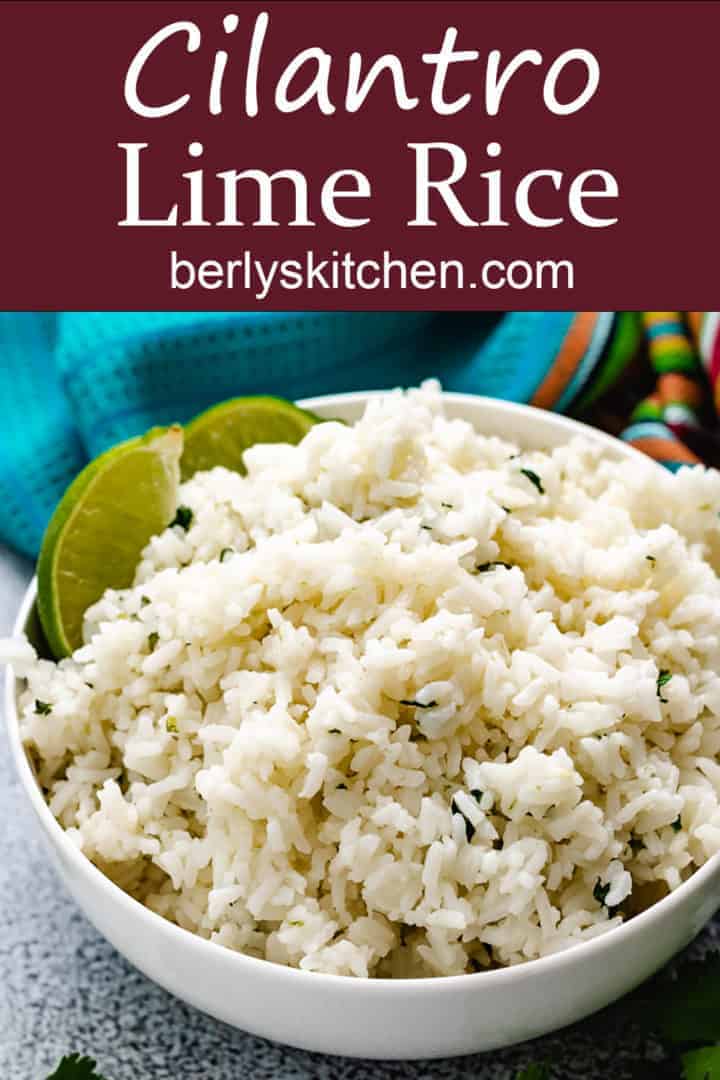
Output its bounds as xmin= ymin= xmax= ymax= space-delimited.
xmin=519 ymin=468 xmax=545 ymax=495
xmin=515 ymin=1065 xmax=550 ymax=1080
xmin=657 ymin=669 xmax=672 ymax=702
xmin=593 ymin=878 xmax=611 ymax=906
xmin=451 ymin=797 xmax=476 ymax=842
xmin=46 ymin=1054 xmax=108 ymax=1080
xmin=637 ymin=960 xmax=720 ymax=1045
xmin=682 ymin=1046 xmax=720 ymax=1080
xmin=170 ymin=505 xmax=193 ymax=531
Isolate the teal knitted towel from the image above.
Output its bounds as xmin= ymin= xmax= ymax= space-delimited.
xmin=0 ymin=310 xmax=584 ymax=557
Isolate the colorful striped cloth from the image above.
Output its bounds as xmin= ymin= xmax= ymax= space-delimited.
xmin=574 ymin=312 xmax=720 ymax=472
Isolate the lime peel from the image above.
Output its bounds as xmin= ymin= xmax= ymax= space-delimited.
xmin=181 ymin=396 xmax=319 ymax=480
xmin=37 ymin=425 xmax=183 ymax=658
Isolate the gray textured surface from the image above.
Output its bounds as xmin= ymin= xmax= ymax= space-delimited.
xmin=0 ymin=544 xmax=707 ymax=1079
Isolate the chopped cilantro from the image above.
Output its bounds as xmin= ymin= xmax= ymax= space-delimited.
xmin=420 ymin=524 xmax=433 ymax=531
xmin=399 ymin=699 xmax=437 ymax=709
xmin=147 ymin=631 xmax=159 ymax=651
xmin=671 ymin=815 xmax=682 ymax=832
xmin=645 ymin=555 xmax=657 ymax=566
xmin=287 ymin=920 xmax=304 ymax=927
xmin=451 ymin=797 xmax=476 ymax=842
xmin=34 ymin=699 xmax=52 ymax=715
xmin=165 ymin=716 xmax=178 ymax=733
xmin=441 ymin=502 xmax=454 ymax=509
xmin=593 ymin=878 xmax=611 ymax=906
xmin=46 ymin=1055 xmax=108 ymax=1080
xmin=219 ymin=547 xmax=234 ymax=562
xmin=657 ymin=669 xmax=672 ymax=702
xmin=140 ymin=595 xmax=151 ymax=606
xmin=476 ymin=561 xmax=512 ymax=573
xmin=520 ymin=468 xmax=545 ymax=494
xmin=170 ymin=505 xmax=193 ymax=531
xmin=502 ymin=506 xmax=512 ymax=514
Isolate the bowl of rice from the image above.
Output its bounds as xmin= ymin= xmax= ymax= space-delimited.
xmin=5 ymin=384 xmax=720 ymax=1059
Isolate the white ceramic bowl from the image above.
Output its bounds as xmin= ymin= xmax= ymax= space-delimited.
xmin=6 ymin=391 xmax=720 ymax=1060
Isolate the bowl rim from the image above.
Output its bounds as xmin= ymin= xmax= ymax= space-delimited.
xmin=6 ymin=387 xmax=719 ymax=993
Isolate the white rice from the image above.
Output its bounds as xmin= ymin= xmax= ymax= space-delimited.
xmin=8 ymin=382 xmax=720 ymax=977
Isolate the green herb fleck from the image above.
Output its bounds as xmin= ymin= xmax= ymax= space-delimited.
xmin=451 ymin=797 xmax=476 ymax=842
xmin=288 ymin=920 xmax=304 ymax=927
xmin=520 ymin=468 xmax=545 ymax=495
xmin=657 ymin=669 xmax=672 ymax=702
xmin=441 ymin=502 xmax=454 ymax=509
xmin=328 ymin=728 xmax=341 ymax=735
xmin=148 ymin=631 xmax=159 ymax=651
xmin=46 ymin=1054 xmax=108 ymax=1080
xmin=502 ymin=506 xmax=512 ymax=514
xmin=171 ymin=505 xmax=193 ymax=531
xmin=166 ymin=716 xmax=178 ymax=733
xmin=219 ymin=547 xmax=234 ymax=562
xmin=476 ymin=561 xmax=512 ymax=573
xmin=645 ymin=555 xmax=657 ymax=566
xmin=671 ymin=815 xmax=682 ymax=832
xmin=34 ymin=699 xmax=52 ymax=715
xmin=400 ymin=699 xmax=437 ymax=709
xmin=593 ymin=878 xmax=611 ymax=906
xmin=140 ymin=595 xmax=151 ymax=607
xmin=420 ymin=524 xmax=433 ymax=531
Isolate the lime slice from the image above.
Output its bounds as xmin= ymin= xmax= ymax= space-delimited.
xmin=181 ymin=396 xmax=319 ymax=480
xmin=37 ymin=425 xmax=183 ymax=658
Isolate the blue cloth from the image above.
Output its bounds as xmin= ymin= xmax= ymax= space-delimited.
xmin=0 ymin=311 xmax=581 ymax=557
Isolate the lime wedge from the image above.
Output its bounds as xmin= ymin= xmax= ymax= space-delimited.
xmin=37 ymin=425 xmax=183 ymax=658
xmin=181 ymin=396 xmax=319 ymax=480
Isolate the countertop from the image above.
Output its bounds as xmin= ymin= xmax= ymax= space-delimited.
xmin=0 ymin=545 xmax=707 ymax=1080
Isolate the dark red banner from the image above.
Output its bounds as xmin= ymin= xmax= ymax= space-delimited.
xmin=0 ymin=1 xmax=717 ymax=309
